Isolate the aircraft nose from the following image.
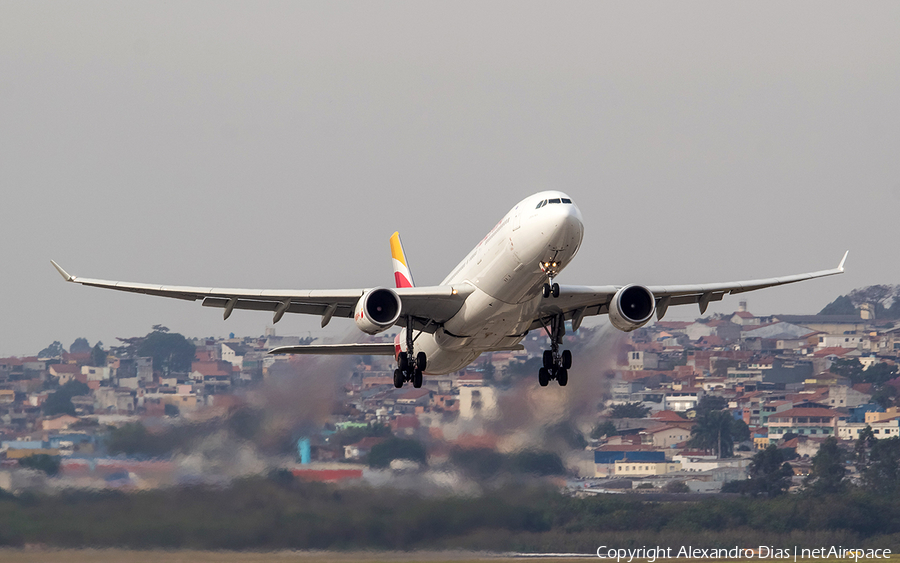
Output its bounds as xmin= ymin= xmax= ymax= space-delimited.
xmin=544 ymin=203 xmax=584 ymax=251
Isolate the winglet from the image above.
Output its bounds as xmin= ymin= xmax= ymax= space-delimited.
xmin=838 ymin=250 xmax=849 ymax=272
xmin=50 ymin=260 xmax=74 ymax=282
xmin=390 ymin=231 xmax=415 ymax=288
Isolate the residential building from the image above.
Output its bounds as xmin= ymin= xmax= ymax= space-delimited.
xmin=767 ymin=407 xmax=840 ymax=442
xmin=614 ymin=460 xmax=681 ymax=476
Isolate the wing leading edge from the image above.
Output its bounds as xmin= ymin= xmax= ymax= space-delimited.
xmin=49 ymin=260 xmax=473 ymax=330
xmin=532 ymin=251 xmax=848 ymax=330
xmin=269 ymin=343 xmax=397 ymax=356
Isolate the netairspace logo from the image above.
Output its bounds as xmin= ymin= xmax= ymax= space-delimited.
xmin=595 ymin=546 xmax=892 ymax=562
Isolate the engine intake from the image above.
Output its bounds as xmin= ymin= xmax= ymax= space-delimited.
xmin=608 ymin=284 xmax=656 ymax=332
xmin=354 ymin=287 xmax=402 ymax=334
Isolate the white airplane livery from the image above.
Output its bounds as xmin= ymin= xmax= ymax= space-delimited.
xmin=51 ymin=191 xmax=847 ymax=389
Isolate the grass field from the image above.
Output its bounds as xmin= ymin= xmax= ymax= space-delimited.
xmin=0 ymin=550 xmax=594 ymax=563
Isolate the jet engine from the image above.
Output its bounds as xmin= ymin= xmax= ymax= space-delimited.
xmin=354 ymin=287 xmax=402 ymax=334
xmin=608 ymin=284 xmax=656 ymax=332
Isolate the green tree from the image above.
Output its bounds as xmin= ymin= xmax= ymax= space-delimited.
xmin=591 ymin=420 xmax=618 ymax=439
xmin=69 ymin=337 xmax=91 ymax=354
xmin=610 ymin=402 xmax=651 ymax=418
xmin=746 ymin=445 xmax=794 ymax=497
xmin=694 ymin=395 xmax=728 ymax=415
xmin=862 ymin=437 xmax=900 ymax=495
xmin=106 ymin=422 xmax=171 ymax=457
xmin=137 ymin=330 xmax=196 ymax=374
xmin=803 ymin=436 xmax=847 ymax=494
xmin=819 ymin=294 xmax=857 ymax=315
xmin=855 ymin=425 xmax=877 ymax=473
xmin=871 ymin=386 xmax=897 ymax=409
xmin=481 ymin=359 xmax=496 ymax=382
xmin=89 ymin=343 xmax=107 ymax=367
xmin=663 ymin=480 xmax=690 ymax=493
xmin=18 ymin=454 xmax=61 ymax=476
xmin=688 ymin=409 xmax=748 ymax=458
xmin=366 ymin=438 xmax=427 ymax=468
xmin=864 ymin=363 xmax=900 ymax=386
xmin=38 ymin=341 xmax=64 ymax=358
xmin=43 ymin=380 xmax=90 ymax=417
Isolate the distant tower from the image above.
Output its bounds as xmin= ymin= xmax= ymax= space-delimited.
xmin=738 ymin=300 xmax=748 ymax=313
xmin=265 ymin=327 xmax=276 ymax=337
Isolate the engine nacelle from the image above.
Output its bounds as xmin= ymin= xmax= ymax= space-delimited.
xmin=354 ymin=287 xmax=402 ymax=335
xmin=608 ymin=284 xmax=656 ymax=332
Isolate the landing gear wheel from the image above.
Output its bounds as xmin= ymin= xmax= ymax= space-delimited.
xmin=542 ymin=283 xmax=551 ymax=298
xmin=557 ymin=368 xmax=568 ymax=386
xmin=538 ymin=367 xmax=550 ymax=387
xmin=412 ymin=369 xmax=423 ymax=388
xmin=393 ymin=369 xmax=403 ymax=389
xmin=398 ymin=352 xmax=409 ymax=372
xmin=551 ymin=283 xmax=560 ymax=298
xmin=543 ymin=350 xmax=554 ymax=369
xmin=561 ymin=350 xmax=572 ymax=370
xmin=416 ymin=351 xmax=427 ymax=372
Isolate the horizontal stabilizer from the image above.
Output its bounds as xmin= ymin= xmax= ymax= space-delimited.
xmin=268 ymin=343 xmax=396 ymax=356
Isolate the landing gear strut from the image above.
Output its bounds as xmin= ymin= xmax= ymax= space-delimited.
xmin=394 ymin=317 xmax=426 ymax=389
xmin=538 ymin=313 xmax=571 ymax=387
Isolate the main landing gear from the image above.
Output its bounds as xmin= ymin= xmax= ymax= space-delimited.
xmin=394 ymin=317 xmax=426 ymax=389
xmin=538 ymin=314 xmax=571 ymax=387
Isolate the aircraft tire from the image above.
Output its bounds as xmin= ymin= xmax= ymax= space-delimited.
xmin=543 ymin=350 xmax=554 ymax=369
xmin=416 ymin=351 xmax=427 ymax=372
xmin=398 ymin=352 xmax=409 ymax=372
xmin=393 ymin=369 xmax=403 ymax=389
xmin=413 ymin=369 xmax=423 ymax=388
xmin=542 ymin=283 xmax=551 ymax=298
xmin=552 ymin=283 xmax=560 ymax=298
xmin=557 ymin=368 xmax=568 ymax=386
xmin=562 ymin=350 xmax=572 ymax=370
xmin=538 ymin=367 xmax=550 ymax=387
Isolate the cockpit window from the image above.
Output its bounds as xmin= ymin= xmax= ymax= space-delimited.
xmin=535 ymin=200 xmax=544 ymax=209
xmin=561 ymin=198 xmax=572 ymax=204
xmin=549 ymin=198 xmax=561 ymax=204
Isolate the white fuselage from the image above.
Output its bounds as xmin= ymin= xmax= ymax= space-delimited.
xmin=399 ymin=191 xmax=584 ymax=374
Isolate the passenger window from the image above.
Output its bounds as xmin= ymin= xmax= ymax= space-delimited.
xmin=549 ymin=198 xmax=561 ymax=204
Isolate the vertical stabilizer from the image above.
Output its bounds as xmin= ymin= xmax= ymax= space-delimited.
xmin=390 ymin=231 xmax=415 ymax=288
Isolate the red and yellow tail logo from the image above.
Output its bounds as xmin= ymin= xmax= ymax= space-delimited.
xmin=390 ymin=231 xmax=415 ymax=288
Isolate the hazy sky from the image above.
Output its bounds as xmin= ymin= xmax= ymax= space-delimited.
xmin=2 ymin=2 xmax=898 ymax=357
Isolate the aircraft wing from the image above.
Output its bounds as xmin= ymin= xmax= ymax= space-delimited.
xmin=50 ymin=260 xmax=473 ymax=331
xmin=530 ymin=251 xmax=848 ymax=330
xmin=269 ymin=343 xmax=397 ymax=355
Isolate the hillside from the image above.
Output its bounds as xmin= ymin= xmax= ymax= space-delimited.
xmin=819 ymin=284 xmax=900 ymax=319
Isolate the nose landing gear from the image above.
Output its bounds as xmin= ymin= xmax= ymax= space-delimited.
xmin=539 ymin=260 xmax=562 ymax=299
xmin=538 ymin=314 xmax=571 ymax=387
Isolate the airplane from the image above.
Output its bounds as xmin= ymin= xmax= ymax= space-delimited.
xmin=51 ymin=191 xmax=847 ymax=389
